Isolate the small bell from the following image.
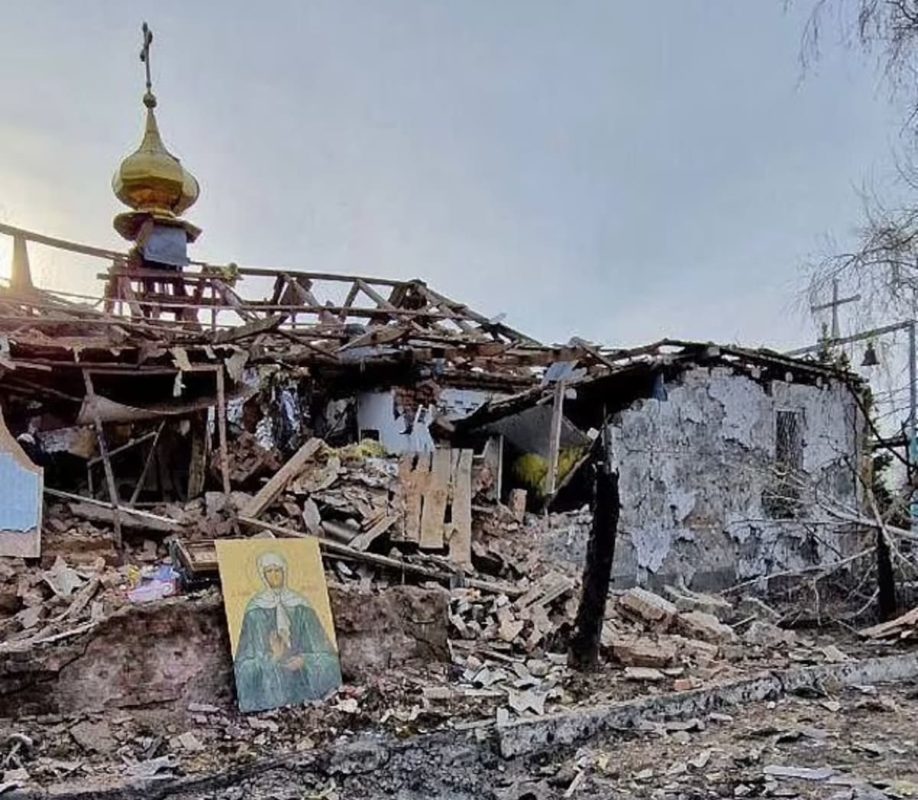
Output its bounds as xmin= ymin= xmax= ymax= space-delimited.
xmin=861 ymin=341 xmax=879 ymax=367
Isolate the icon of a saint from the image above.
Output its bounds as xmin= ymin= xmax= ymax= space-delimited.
xmin=234 ymin=551 xmax=341 ymax=712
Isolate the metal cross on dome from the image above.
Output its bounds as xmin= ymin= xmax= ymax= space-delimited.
xmin=140 ymin=22 xmax=154 ymax=94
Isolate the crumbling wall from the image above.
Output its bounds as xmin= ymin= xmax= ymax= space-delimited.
xmin=0 ymin=586 xmax=449 ymax=719
xmin=606 ymin=366 xmax=864 ymax=591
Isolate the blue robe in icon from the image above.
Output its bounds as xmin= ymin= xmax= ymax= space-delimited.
xmin=234 ymin=590 xmax=341 ymax=713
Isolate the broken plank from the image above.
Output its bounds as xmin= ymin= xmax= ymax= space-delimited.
xmin=420 ymin=448 xmax=452 ymax=549
xmin=348 ymin=516 xmax=398 ymax=552
xmin=45 ymin=488 xmax=179 ymax=530
xmin=515 ymin=574 xmax=576 ymax=612
xmin=212 ymin=314 xmax=282 ymax=344
xmin=448 ymin=449 xmax=473 ymax=567
xmin=68 ymin=502 xmax=180 ymax=535
xmin=860 ymin=606 xmax=918 ymax=639
xmin=401 ymin=452 xmax=430 ymax=543
xmin=240 ymin=438 xmax=323 ymax=519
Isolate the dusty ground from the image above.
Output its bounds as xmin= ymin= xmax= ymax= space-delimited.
xmin=7 ymin=665 xmax=918 ymax=799
xmin=567 ymin=680 xmax=918 ymax=799
xmin=0 ymin=626 xmax=891 ymax=790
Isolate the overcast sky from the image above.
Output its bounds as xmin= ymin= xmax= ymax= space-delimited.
xmin=0 ymin=2 xmax=907 ymax=349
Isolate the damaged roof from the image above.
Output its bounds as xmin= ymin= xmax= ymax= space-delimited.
xmin=456 ymin=338 xmax=863 ymax=430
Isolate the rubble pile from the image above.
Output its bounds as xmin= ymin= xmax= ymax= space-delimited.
xmin=0 ymin=224 xmax=900 ymax=797
xmin=860 ymin=606 xmax=918 ymax=642
xmin=0 ymin=474 xmax=899 ymax=795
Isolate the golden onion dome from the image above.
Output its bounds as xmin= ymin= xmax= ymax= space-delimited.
xmin=112 ymin=90 xmax=199 ymax=218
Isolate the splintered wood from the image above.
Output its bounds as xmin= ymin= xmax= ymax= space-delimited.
xmin=398 ymin=448 xmax=473 ymax=567
xmin=860 ymin=606 xmax=918 ymax=641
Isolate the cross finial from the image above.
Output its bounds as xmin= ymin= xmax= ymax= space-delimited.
xmin=140 ymin=22 xmax=156 ymax=107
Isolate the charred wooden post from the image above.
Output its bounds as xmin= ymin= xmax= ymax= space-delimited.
xmin=569 ymin=449 xmax=620 ymax=671
xmin=865 ymin=481 xmax=898 ymax=621
xmin=876 ymin=526 xmax=898 ymax=620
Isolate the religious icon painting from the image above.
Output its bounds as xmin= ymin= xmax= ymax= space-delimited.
xmin=216 ymin=538 xmax=342 ymax=713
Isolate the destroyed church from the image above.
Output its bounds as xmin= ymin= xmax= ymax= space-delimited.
xmin=0 ymin=26 xmax=885 ymax=798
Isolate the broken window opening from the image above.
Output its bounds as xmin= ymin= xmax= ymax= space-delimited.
xmin=763 ymin=409 xmax=804 ymax=519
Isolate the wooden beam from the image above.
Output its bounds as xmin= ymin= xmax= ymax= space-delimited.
xmin=448 ymin=449 xmax=473 ymax=567
xmin=215 ymin=367 xmax=232 ymax=499
xmin=213 ymin=314 xmax=282 ymax=343
xmin=240 ymin=438 xmax=323 ymax=519
xmin=420 ymin=448 xmax=452 ymax=549
xmin=348 ymin=516 xmax=397 ymax=552
xmin=82 ymin=370 xmax=122 ymax=547
xmin=128 ymin=421 xmax=166 ymax=506
xmin=211 ymin=279 xmax=256 ymax=322
xmin=240 ymin=516 xmax=523 ymax=597
xmin=544 ymin=380 xmax=566 ymax=497
xmin=87 ymin=429 xmax=158 ymax=468
xmin=68 ymin=501 xmax=179 ymax=535
xmin=44 ymin=487 xmax=178 ymax=530
xmin=400 ymin=452 xmax=428 ymax=543
xmin=0 ymin=222 xmax=125 ymax=262
xmin=340 ymin=281 xmax=360 ymax=321
xmin=186 ymin=411 xmax=207 ymax=499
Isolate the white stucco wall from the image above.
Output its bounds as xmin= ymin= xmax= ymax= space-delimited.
xmin=356 ymin=391 xmax=435 ymax=455
xmin=605 ymin=366 xmax=865 ymax=590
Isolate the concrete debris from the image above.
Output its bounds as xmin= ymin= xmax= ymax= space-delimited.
xmin=664 ymin=584 xmax=734 ymax=621
xmin=41 ymin=557 xmax=85 ymax=599
xmin=763 ymin=764 xmax=835 ymax=781
xmin=124 ymin=755 xmax=177 ymax=779
xmin=743 ymin=619 xmax=797 ymax=648
xmin=68 ymin=720 xmax=117 ymax=754
xmin=508 ymin=489 xmax=527 ymax=522
xmin=676 ymin=610 xmax=737 ymax=643
xmin=177 ymin=732 xmax=205 ymax=752
xmin=623 ymin=666 xmax=665 ymax=681
xmin=617 ymin=587 xmax=678 ymax=628
xmin=609 ymin=636 xmax=676 ymax=668
xmin=507 ymin=688 xmax=548 ymax=715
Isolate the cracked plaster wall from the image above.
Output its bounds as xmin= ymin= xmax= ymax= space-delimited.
xmin=604 ymin=366 xmax=864 ymax=591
